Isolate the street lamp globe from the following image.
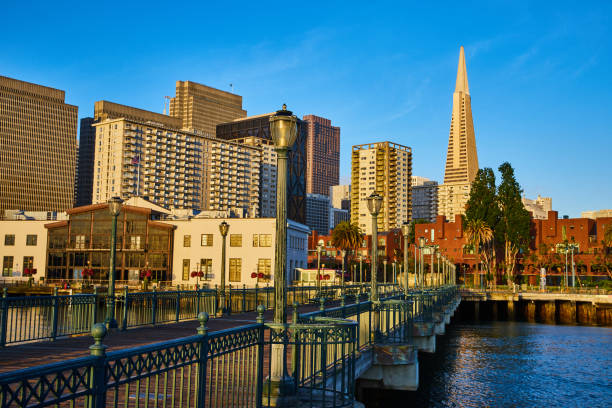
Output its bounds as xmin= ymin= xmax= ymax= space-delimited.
xmin=108 ymin=196 xmax=123 ymax=216
xmin=219 ymin=221 xmax=229 ymax=237
xmin=418 ymin=236 xmax=425 ymax=248
xmin=401 ymin=221 xmax=412 ymax=238
xmin=269 ymin=104 xmax=298 ymax=148
xmin=317 ymin=239 xmax=324 ymax=249
xmin=366 ymin=193 xmax=383 ymax=216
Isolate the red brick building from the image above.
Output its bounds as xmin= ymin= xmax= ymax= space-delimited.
xmin=413 ymin=211 xmax=611 ymax=285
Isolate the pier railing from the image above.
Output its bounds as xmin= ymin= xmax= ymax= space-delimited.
xmin=0 ymin=283 xmax=401 ymax=347
xmin=0 ymin=286 xmax=459 ymax=407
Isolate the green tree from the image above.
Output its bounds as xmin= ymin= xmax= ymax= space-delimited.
xmin=465 ymin=168 xmax=500 ymax=231
xmin=331 ymin=221 xmax=364 ymax=280
xmin=464 ymin=219 xmax=494 ymax=286
xmin=496 ymin=162 xmax=531 ymax=286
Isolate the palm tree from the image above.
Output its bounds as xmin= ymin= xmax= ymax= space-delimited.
xmin=464 ymin=219 xmax=494 ymax=287
xmin=331 ymin=222 xmax=364 ymax=282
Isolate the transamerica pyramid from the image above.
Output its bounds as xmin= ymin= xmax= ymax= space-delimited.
xmin=438 ymin=46 xmax=480 ymax=219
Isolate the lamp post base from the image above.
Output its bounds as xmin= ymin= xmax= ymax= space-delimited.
xmin=104 ymin=318 xmax=118 ymax=330
xmin=262 ymin=376 xmax=296 ymax=407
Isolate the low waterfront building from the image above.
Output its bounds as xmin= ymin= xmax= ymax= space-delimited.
xmin=0 ymin=220 xmax=48 ymax=281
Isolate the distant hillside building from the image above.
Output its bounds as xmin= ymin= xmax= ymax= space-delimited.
xmin=522 ymin=195 xmax=552 ymax=220
xmin=581 ymin=209 xmax=612 ymax=219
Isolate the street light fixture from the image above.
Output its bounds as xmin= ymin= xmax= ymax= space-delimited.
xmin=267 ymin=104 xmax=298 ymax=404
xmin=367 ymin=193 xmax=383 ymax=302
xmin=418 ymin=237 xmax=425 ymax=289
xmin=218 ymin=221 xmax=229 ymax=316
xmin=105 ymin=196 xmax=122 ymax=330
xmin=316 ymin=239 xmax=324 ymax=294
xmin=401 ymin=222 xmax=412 ymax=293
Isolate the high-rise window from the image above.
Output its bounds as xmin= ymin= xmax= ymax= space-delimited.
xmin=230 ymin=234 xmax=242 ymax=247
xmin=253 ymin=234 xmax=272 ymax=247
xmin=201 ymin=234 xmax=213 ymax=246
xmin=2 ymin=256 xmax=13 ymax=277
xmin=23 ymin=256 xmax=34 ymax=270
xmin=184 ymin=235 xmax=191 ymax=247
xmin=26 ymin=235 xmax=37 ymax=246
xmin=182 ymin=259 xmax=190 ymax=281
xmin=229 ymin=258 xmax=242 ymax=282
xmin=257 ymin=258 xmax=271 ymax=281
xmin=4 ymin=235 xmax=15 ymax=246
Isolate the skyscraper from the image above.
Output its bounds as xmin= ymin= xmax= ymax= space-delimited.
xmin=351 ymin=141 xmax=412 ymax=235
xmin=75 ymin=118 xmax=96 ymax=207
xmin=169 ymin=81 xmax=247 ymax=136
xmin=438 ymin=46 xmax=479 ymax=219
xmin=302 ymin=115 xmax=340 ymax=196
xmin=0 ymin=75 xmax=77 ymax=213
xmin=216 ymin=114 xmax=307 ymax=224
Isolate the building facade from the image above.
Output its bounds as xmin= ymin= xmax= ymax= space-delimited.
xmin=412 ymin=179 xmax=438 ymax=222
xmin=92 ymin=102 xmax=260 ymax=215
xmin=216 ymin=113 xmax=307 ymax=224
xmin=330 ymin=207 xmax=350 ymax=230
xmin=437 ymin=46 xmax=479 ymax=220
xmin=0 ymin=220 xmax=48 ymax=280
xmin=581 ymin=209 xmax=612 ymax=219
xmin=169 ymin=81 xmax=246 ymax=136
xmin=45 ymin=203 xmax=175 ymax=282
xmin=0 ymin=75 xmax=78 ymax=213
xmin=75 ymin=118 xmax=96 ymax=207
xmin=305 ymin=193 xmax=330 ymax=235
xmin=351 ymin=142 xmax=412 ymax=235
xmin=302 ymin=115 xmax=340 ymax=196
xmin=330 ymin=184 xmax=351 ymax=210
xmin=522 ymin=195 xmax=552 ymax=220
xmin=170 ymin=218 xmax=309 ymax=287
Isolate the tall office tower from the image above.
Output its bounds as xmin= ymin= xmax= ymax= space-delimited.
xmin=350 ymin=142 xmax=412 ymax=235
xmin=437 ymin=46 xmax=479 ymax=219
xmin=306 ymin=193 xmax=331 ymax=235
xmin=302 ymin=115 xmax=340 ymax=196
xmin=0 ymin=76 xmax=77 ymax=214
xmin=412 ymin=178 xmax=438 ymax=222
xmin=330 ymin=185 xmax=351 ymax=210
xmin=169 ymin=81 xmax=247 ymax=136
xmin=75 ymin=118 xmax=96 ymax=207
xmin=92 ymin=102 xmax=261 ymax=214
xmin=216 ymin=113 xmax=307 ymax=224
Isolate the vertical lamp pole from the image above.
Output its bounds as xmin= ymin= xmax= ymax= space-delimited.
xmin=367 ymin=193 xmax=383 ymax=302
xmin=418 ymin=237 xmax=425 ymax=289
xmin=571 ymin=244 xmax=576 ymax=288
xmin=341 ymin=249 xmax=346 ymax=294
xmin=316 ymin=239 xmax=324 ymax=294
xmin=401 ymin=222 xmax=412 ymax=292
xmin=105 ymin=196 xmax=123 ymax=330
xmin=268 ymin=104 xmax=298 ymax=403
xmin=218 ymin=221 xmax=229 ymax=316
xmin=359 ymin=255 xmax=363 ymax=284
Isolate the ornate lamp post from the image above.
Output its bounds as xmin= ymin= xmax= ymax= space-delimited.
xmin=218 ymin=221 xmax=229 ymax=316
xmin=401 ymin=222 xmax=412 ymax=292
xmin=316 ymin=239 xmax=324 ymax=293
xmin=367 ymin=193 xmax=383 ymax=302
xmin=267 ymin=104 xmax=298 ymax=404
xmin=105 ymin=196 xmax=122 ymax=329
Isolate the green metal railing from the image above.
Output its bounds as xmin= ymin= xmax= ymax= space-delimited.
xmin=0 ymin=286 xmax=460 ymax=407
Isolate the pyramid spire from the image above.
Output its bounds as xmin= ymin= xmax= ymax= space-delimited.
xmin=455 ymin=46 xmax=469 ymax=94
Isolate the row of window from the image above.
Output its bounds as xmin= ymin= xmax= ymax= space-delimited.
xmin=4 ymin=234 xmax=37 ymax=246
xmin=181 ymin=258 xmax=272 ymax=282
xmin=2 ymin=256 xmax=34 ymax=276
xmin=183 ymin=234 xmax=273 ymax=248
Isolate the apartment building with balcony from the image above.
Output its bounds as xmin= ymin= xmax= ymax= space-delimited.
xmin=351 ymin=142 xmax=412 ymax=235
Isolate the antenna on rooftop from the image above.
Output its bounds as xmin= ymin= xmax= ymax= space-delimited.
xmin=163 ymin=96 xmax=171 ymax=115
xmin=229 ymin=83 xmax=234 ymax=93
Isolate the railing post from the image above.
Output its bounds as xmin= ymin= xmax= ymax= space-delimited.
xmin=88 ymin=323 xmax=108 ymax=408
xmin=51 ymin=287 xmax=59 ymax=341
xmin=196 ymin=284 xmax=201 ymax=317
xmin=242 ymin=284 xmax=246 ymax=313
xmin=319 ymin=297 xmax=326 ymax=313
xmin=195 ymin=312 xmax=209 ymax=408
xmin=91 ymin=287 xmax=99 ymax=328
xmin=176 ymin=285 xmax=181 ymax=323
xmin=266 ymin=283 xmax=270 ymax=309
xmin=255 ymin=284 xmax=259 ymax=310
xmin=255 ymin=305 xmax=265 ymax=408
xmin=151 ymin=286 xmax=157 ymax=326
xmin=291 ymin=302 xmax=300 ymax=388
xmin=121 ymin=286 xmax=128 ymax=331
xmin=0 ymin=288 xmax=8 ymax=347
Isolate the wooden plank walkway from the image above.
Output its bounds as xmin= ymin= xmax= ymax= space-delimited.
xmin=0 ymin=303 xmax=327 ymax=373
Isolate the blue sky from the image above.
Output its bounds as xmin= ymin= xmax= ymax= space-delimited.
xmin=2 ymin=1 xmax=610 ymax=217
